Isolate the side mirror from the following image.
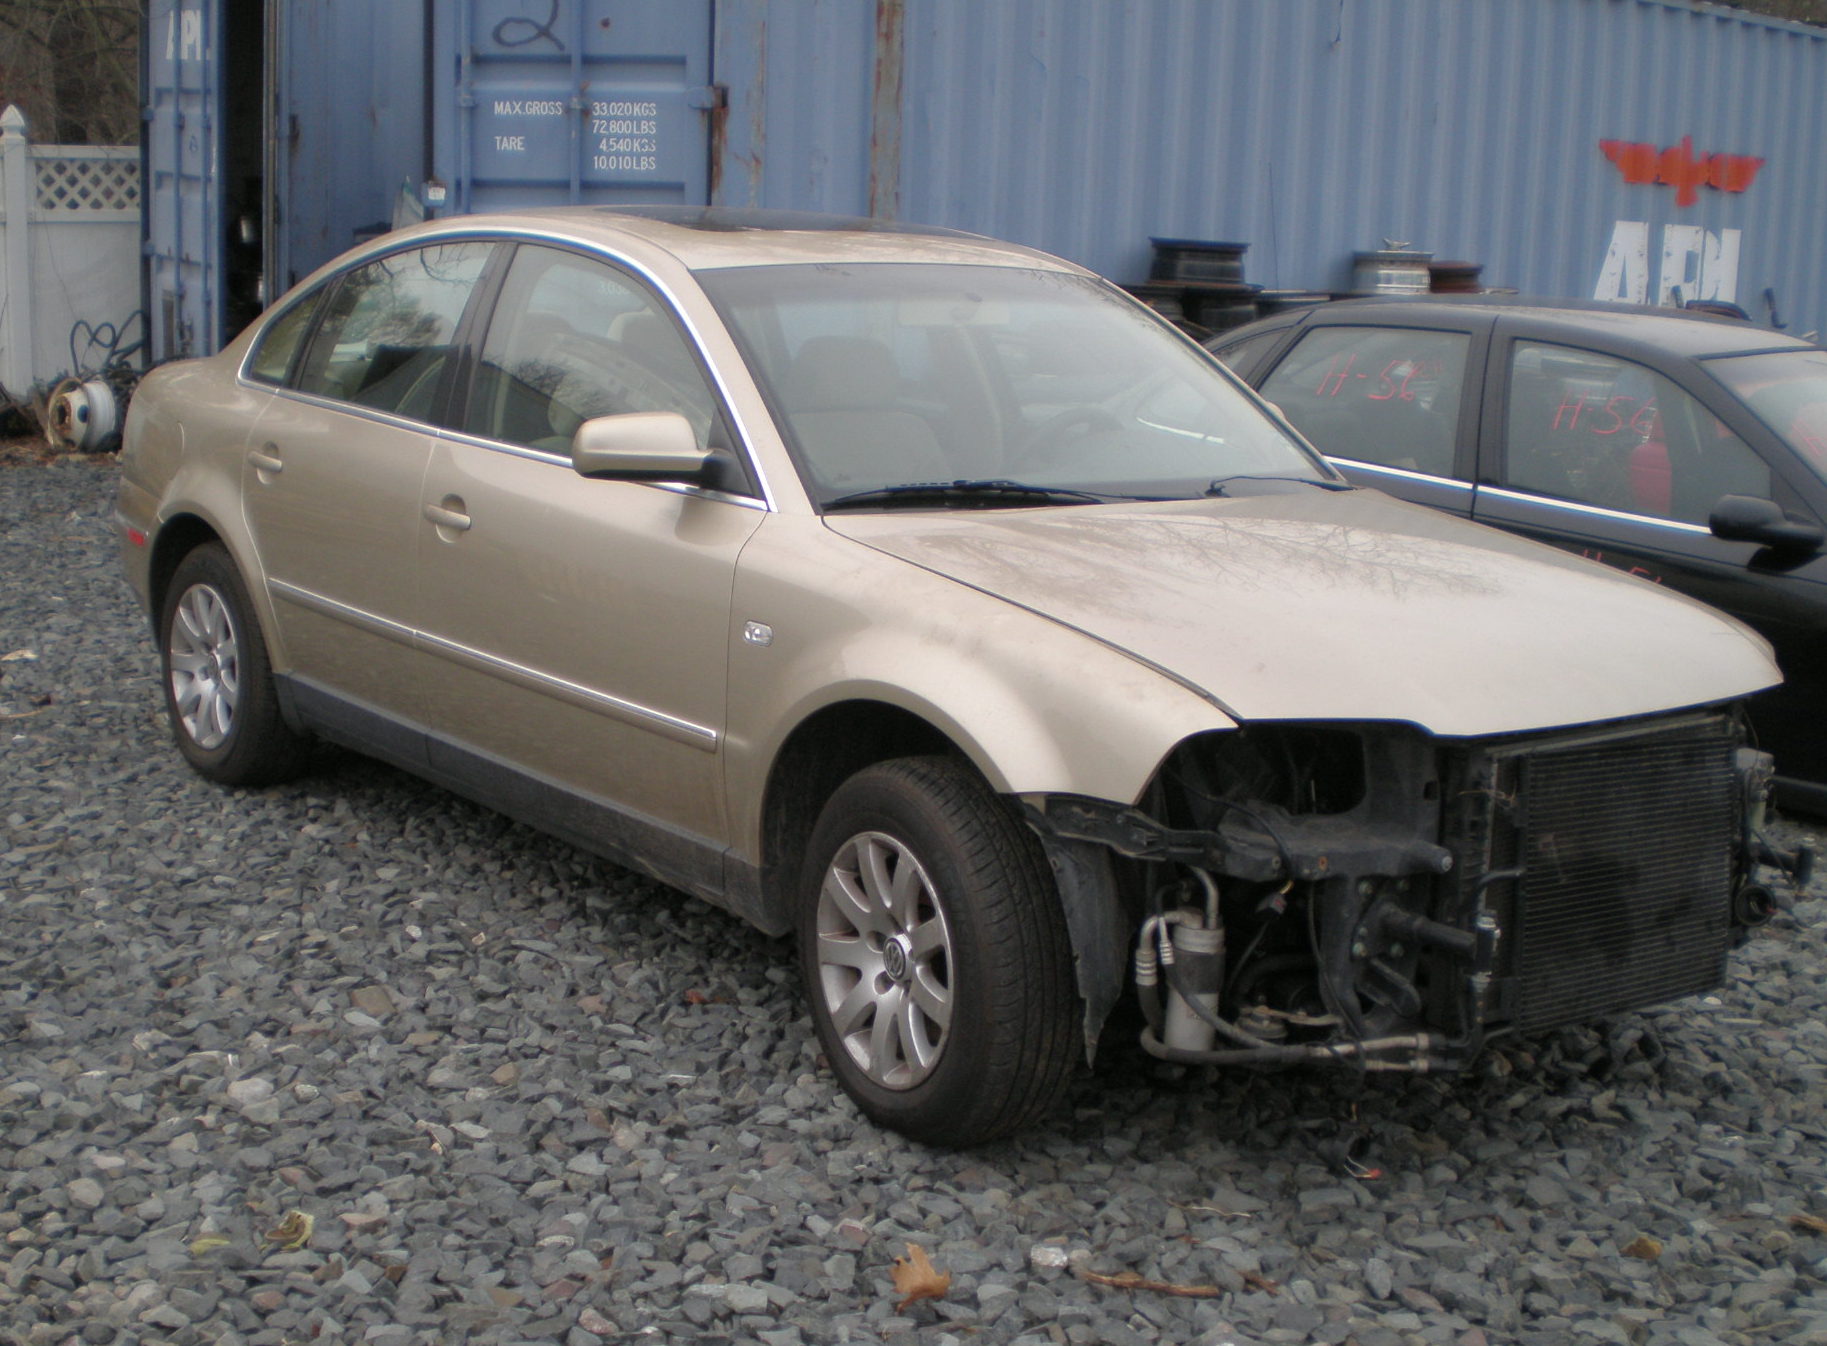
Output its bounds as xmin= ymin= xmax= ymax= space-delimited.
xmin=572 ymin=412 xmax=712 ymax=482
xmin=1709 ymin=494 xmax=1824 ymax=553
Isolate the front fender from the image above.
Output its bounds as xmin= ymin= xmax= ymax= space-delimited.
xmin=724 ymin=516 xmax=1231 ymax=863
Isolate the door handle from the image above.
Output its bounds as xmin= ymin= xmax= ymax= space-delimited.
xmin=424 ymin=500 xmax=472 ymax=532
xmin=248 ymin=444 xmax=283 ymax=474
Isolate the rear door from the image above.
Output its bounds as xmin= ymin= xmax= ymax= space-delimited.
xmin=241 ymin=240 xmax=496 ymax=719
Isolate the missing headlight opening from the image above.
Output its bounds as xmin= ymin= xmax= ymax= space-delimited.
xmin=1032 ymin=712 xmax=1806 ymax=1076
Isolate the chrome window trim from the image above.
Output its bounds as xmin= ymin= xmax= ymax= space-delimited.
xmin=427 ymin=426 xmax=769 ymax=512
xmin=1326 ymin=456 xmax=1474 ymax=491
xmin=250 ymin=383 xmax=453 ymax=438
xmin=1477 ymin=486 xmax=1715 ymax=536
xmin=268 ymin=578 xmax=720 ymax=751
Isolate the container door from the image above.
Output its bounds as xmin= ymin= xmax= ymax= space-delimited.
xmin=144 ymin=0 xmax=223 ymax=361
xmin=268 ymin=0 xmax=429 ymax=300
xmin=433 ymin=0 xmax=716 ymax=214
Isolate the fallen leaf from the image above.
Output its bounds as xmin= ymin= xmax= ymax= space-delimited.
xmin=1791 ymin=1213 xmax=1827 ymax=1235
xmin=1621 ymin=1234 xmax=1663 ymax=1261
xmin=189 ymin=1235 xmax=232 ymax=1256
xmin=891 ymin=1243 xmax=951 ymax=1311
xmin=263 ymin=1210 xmax=315 ymax=1251
xmin=1 ymin=649 xmax=37 ymax=662
xmin=1077 ymin=1268 xmax=1225 ymax=1299
xmin=576 ymin=994 xmax=608 ymax=1015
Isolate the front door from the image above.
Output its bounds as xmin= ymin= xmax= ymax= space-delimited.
xmin=412 ymin=243 xmax=763 ymax=864
xmin=1473 ymin=332 xmax=1827 ymax=783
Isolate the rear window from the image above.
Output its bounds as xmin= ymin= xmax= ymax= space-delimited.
xmin=246 ymin=298 xmax=319 ymax=386
xmin=1257 ymin=326 xmax=1471 ymax=477
xmin=294 ymin=242 xmax=493 ymax=420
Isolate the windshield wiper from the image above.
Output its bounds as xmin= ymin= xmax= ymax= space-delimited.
xmin=1204 ymin=474 xmax=1354 ymax=498
xmin=822 ymin=479 xmax=1130 ymax=511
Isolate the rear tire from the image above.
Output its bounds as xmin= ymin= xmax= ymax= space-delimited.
xmin=798 ymin=756 xmax=1079 ymax=1145
xmin=158 ymin=542 xmax=310 ymax=786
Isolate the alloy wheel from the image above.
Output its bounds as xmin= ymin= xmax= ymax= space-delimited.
xmin=813 ymin=830 xmax=955 ymax=1089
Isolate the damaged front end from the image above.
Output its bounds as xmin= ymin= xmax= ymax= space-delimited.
xmin=1029 ymin=710 xmax=1804 ymax=1074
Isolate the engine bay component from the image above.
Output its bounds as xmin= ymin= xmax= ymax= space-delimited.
xmin=1037 ymin=712 xmax=1802 ymax=1075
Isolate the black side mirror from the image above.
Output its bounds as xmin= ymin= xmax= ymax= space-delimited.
xmin=1709 ymin=494 xmax=1824 ymax=553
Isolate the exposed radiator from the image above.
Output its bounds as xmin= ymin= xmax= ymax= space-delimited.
xmin=1477 ymin=714 xmax=1741 ymax=1035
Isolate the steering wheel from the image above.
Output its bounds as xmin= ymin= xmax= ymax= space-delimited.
xmin=1014 ymin=405 xmax=1125 ymax=470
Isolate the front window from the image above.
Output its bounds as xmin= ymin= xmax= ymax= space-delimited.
xmin=1504 ymin=341 xmax=1769 ymax=525
xmin=697 ymin=264 xmax=1322 ymax=506
xmin=464 ymin=245 xmax=722 ymax=455
xmin=1707 ymin=349 xmax=1827 ymax=480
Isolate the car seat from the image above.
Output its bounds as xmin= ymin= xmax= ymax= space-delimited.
xmin=783 ymin=336 xmax=949 ymax=489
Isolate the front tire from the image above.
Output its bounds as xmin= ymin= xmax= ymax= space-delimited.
xmin=798 ymin=756 xmax=1079 ymax=1145
xmin=158 ymin=543 xmax=309 ymax=786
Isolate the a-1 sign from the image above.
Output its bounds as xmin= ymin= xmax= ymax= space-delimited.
xmin=1594 ymin=221 xmax=1741 ymax=308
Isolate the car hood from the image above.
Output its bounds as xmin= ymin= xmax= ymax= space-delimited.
xmin=825 ymin=489 xmax=1779 ymax=737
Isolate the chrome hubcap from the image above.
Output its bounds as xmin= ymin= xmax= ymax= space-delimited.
xmin=814 ymin=831 xmax=954 ymax=1089
xmin=167 ymin=583 xmax=240 ymax=750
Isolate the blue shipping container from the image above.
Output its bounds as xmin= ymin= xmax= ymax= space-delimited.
xmin=143 ymin=0 xmax=1827 ymax=362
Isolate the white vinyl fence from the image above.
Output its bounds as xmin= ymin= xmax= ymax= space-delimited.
xmin=0 ymin=106 xmax=142 ymax=401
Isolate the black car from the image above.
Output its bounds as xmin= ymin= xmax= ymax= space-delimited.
xmin=1210 ymin=297 xmax=1827 ymax=812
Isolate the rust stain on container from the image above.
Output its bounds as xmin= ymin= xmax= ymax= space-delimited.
xmin=868 ymin=0 xmax=904 ymax=220
xmin=723 ymin=12 xmax=765 ymax=204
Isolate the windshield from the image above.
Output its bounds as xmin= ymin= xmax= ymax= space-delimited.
xmin=697 ymin=263 xmax=1327 ymax=507
xmin=1707 ymin=349 xmax=1827 ymax=479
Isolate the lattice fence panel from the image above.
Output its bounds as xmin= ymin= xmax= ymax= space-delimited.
xmin=33 ymin=155 xmax=140 ymax=213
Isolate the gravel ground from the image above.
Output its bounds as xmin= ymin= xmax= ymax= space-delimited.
xmin=4 ymin=452 xmax=1827 ymax=1346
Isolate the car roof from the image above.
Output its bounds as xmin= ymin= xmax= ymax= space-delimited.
xmin=399 ymin=205 xmax=1088 ymax=276
xmin=1274 ymin=295 xmax=1817 ymax=360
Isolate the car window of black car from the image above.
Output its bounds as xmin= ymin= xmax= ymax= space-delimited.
xmin=293 ymin=242 xmax=494 ymax=419
xmin=463 ymin=245 xmax=731 ymax=465
xmin=1208 ymin=327 xmax=1286 ymax=378
xmin=245 ymin=296 xmax=320 ymax=386
xmin=1503 ymin=341 xmax=1770 ymax=525
xmin=1255 ymin=326 xmax=1470 ymax=477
